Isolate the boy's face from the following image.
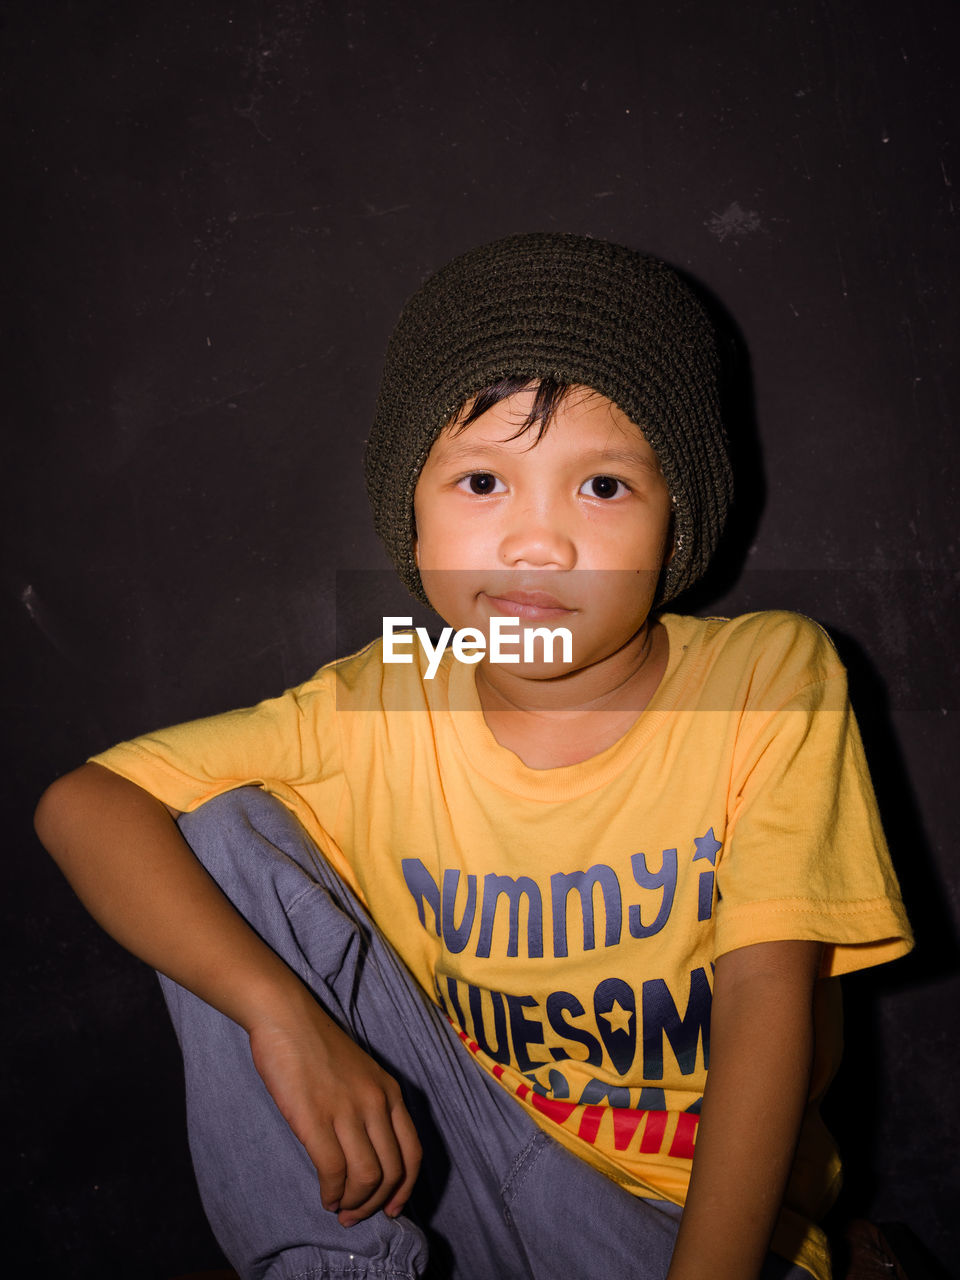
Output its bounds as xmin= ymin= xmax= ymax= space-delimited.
xmin=413 ymin=385 xmax=674 ymax=681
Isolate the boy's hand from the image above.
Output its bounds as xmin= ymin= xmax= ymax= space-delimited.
xmin=248 ymin=999 xmax=422 ymax=1227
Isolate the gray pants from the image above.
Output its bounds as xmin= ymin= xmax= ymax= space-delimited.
xmin=161 ymin=788 xmax=807 ymax=1280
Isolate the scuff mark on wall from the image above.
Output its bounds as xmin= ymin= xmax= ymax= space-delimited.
xmin=20 ymin=583 xmax=75 ymax=665
xmin=705 ymin=202 xmax=763 ymax=242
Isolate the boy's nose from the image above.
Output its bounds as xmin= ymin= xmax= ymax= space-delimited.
xmin=498 ymin=510 xmax=577 ymax=570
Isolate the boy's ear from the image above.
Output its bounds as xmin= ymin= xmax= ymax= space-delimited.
xmin=664 ymin=502 xmax=677 ymax=565
xmin=414 ymin=537 xmax=420 ymax=568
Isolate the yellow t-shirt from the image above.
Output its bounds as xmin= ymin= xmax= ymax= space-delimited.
xmin=91 ymin=610 xmax=912 ymax=1280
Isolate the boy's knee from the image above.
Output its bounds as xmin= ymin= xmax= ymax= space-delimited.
xmin=176 ymin=788 xmax=366 ymax=992
xmin=177 ymin=787 xmax=318 ymax=910
xmin=179 ymin=786 xmax=307 ymax=858
xmin=178 ymin=783 xmax=290 ymax=836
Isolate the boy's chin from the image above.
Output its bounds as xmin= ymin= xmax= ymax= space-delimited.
xmin=475 ymin=658 xmax=579 ymax=694
xmin=483 ymin=656 xmax=578 ymax=682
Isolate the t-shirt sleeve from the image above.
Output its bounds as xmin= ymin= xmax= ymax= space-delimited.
xmin=88 ymin=673 xmax=334 ymax=815
xmin=714 ymin=618 xmax=913 ymax=977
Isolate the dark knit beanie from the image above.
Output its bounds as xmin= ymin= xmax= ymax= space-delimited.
xmin=364 ymin=232 xmax=733 ymax=605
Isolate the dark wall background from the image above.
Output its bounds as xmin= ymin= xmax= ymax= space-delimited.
xmin=4 ymin=1 xmax=958 ymax=1276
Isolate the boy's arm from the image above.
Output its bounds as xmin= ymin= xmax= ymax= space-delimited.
xmin=34 ymin=762 xmax=421 ymax=1227
xmin=665 ymin=939 xmax=822 ymax=1280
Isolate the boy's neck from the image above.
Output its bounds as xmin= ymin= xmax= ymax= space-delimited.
xmin=474 ymin=620 xmax=669 ymax=770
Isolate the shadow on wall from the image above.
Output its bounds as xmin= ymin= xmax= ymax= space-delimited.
xmin=821 ymin=626 xmax=959 ymax=1279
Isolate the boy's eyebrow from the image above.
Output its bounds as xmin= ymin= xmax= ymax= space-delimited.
xmin=435 ymin=440 xmax=662 ymax=474
xmin=586 ymin=447 xmax=662 ymax=475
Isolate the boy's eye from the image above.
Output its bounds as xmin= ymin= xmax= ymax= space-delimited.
xmin=459 ymin=472 xmax=504 ymax=495
xmin=580 ymin=475 xmax=627 ymax=499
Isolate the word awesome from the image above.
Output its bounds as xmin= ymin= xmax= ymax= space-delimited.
xmin=382 ymin=616 xmax=573 ymax=679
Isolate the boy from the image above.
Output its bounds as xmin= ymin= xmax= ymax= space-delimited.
xmin=35 ymin=233 xmax=912 ymax=1280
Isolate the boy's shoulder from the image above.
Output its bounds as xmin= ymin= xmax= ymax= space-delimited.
xmin=668 ymin=607 xmax=838 ymax=654
xmin=320 ymin=630 xmax=442 ymax=712
xmin=662 ymin=609 xmax=847 ymax=705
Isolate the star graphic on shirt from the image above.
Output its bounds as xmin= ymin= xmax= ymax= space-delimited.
xmin=599 ymin=1000 xmax=633 ymax=1035
xmin=693 ymin=827 xmax=722 ymax=865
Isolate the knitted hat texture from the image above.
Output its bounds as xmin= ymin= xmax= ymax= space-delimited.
xmin=364 ymin=232 xmax=733 ymax=604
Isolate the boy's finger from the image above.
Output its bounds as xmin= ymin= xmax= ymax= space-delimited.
xmin=307 ymin=1128 xmax=349 ymax=1213
xmin=337 ymin=1115 xmax=405 ymax=1224
xmin=336 ymin=1118 xmax=387 ymax=1214
xmin=364 ymin=1112 xmax=406 ymax=1199
xmin=384 ymin=1101 xmax=422 ymax=1218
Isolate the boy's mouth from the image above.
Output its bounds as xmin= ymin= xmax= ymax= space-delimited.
xmin=480 ymin=589 xmax=576 ymax=620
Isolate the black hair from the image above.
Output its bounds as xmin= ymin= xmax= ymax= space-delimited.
xmin=450 ymin=376 xmax=575 ymax=442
